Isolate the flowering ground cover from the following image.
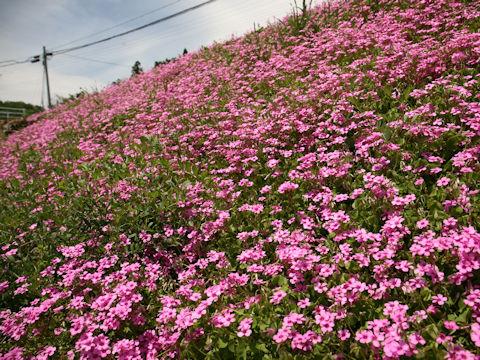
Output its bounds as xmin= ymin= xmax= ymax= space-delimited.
xmin=1 ymin=0 xmax=480 ymax=358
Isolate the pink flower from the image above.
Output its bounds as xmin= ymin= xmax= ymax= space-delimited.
xmin=432 ymin=294 xmax=447 ymax=306
xmin=355 ymin=330 xmax=374 ymax=344
xmin=315 ymin=308 xmax=335 ymax=333
xmin=4 ymin=248 xmax=17 ymax=257
xmin=436 ymin=333 xmax=452 ymax=344
xmin=283 ymin=312 xmax=305 ymax=328
xmin=278 ymin=181 xmax=298 ymax=194
xmin=92 ymin=293 xmax=117 ymax=311
xmin=297 ymin=298 xmax=311 ymax=309
xmin=437 ymin=177 xmax=450 ymax=186
xmin=58 ymin=243 xmax=85 ymax=258
xmin=451 ymin=51 xmax=466 ymax=64
xmin=409 ymin=333 xmax=426 ymax=346
xmin=112 ymin=339 xmax=141 ymax=360
xmin=0 ymin=281 xmax=8 ymax=294
xmin=350 ymin=188 xmax=364 ymax=199
xmin=471 ymin=323 xmax=480 ymax=347
xmin=260 ymin=185 xmax=271 ymax=194
xmin=267 ymin=159 xmax=279 ymax=168
xmin=333 ymin=194 xmax=348 ymax=202
xmin=238 ymin=203 xmax=264 ymax=214
xmin=270 ymin=290 xmax=287 ymax=305
xmin=273 ymin=328 xmax=291 ymax=343
xmin=35 ymin=346 xmax=56 ymax=360
xmin=337 ymin=329 xmax=351 ymax=340
xmin=237 ymin=318 xmax=253 ymax=337
xmin=444 ymin=321 xmax=459 ymax=331
xmin=416 ymin=218 xmax=429 ymax=229
xmin=2 ymin=348 xmax=25 ymax=359
xmin=212 ymin=309 xmax=235 ymax=328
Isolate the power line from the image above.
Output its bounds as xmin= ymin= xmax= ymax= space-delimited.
xmin=0 ymin=0 xmax=188 ymax=69
xmin=2 ymin=0 xmax=286 ymax=72
xmin=0 ymin=0 xmax=216 ymax=105
xmin=1 ymin=0 xmax=303 ymax=105
xmin=52 ymin=0 xmax=216 ymax=55
xmin=0 ymin=59 xmax=20 ymax=65
xmin=59 ymin=53 xmax=130 ymax=68
xmin=0 ymin=58 xmax=34 ymax=68
xmin=0 ymin=0 xmax=215 ymax=70
xmin=52 ymin=0 xmax=185 ymax=50
xmin=52 ymin=0 xmax=280 ymax=66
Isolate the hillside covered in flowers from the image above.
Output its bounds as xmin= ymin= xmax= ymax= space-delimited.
xmin=1 ymin=0 xmax=480 ymax=358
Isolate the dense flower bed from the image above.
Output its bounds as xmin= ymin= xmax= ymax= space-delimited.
xmin=1 ymin=0 xmax=480 ymax=358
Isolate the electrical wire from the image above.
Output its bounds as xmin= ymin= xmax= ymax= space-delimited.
xmin=44 ymin=0 xmax=291 ymax=76
xmin=1 ymin=0 xmax=319 ymax=71
xmin=0 ymin=0 xmax=311 ymax=106
xmin=0 ymin=59 xmax=20 ymax=65
xmin=1 ymin=0 xmax=288 ymax=72
xmin=52 ymin=0 xmax=217 ymax=55
xmin=0 ymin=57 xmax=35 ymax=68
xmin=52 ymin=0 xmax=284 ymax=64
xmin=52 ymin=0 xmax=186 ymax=49
xmin=0 ymin=0 xmax=190 ymax=69
xmin=58 ymin=53 xmax=130 ymax=68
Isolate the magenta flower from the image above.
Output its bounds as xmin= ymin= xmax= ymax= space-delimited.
xmin=416 ymin=218 xmax=429 ymax=229
xmin=337 ymin=329 xmax=351 ymax=341
xmin=270 ymin=290 xmax=287 ymax=305
xmin=470 ymin=323 xmax=480 ymax=347
xmin=297 ymin=298 xmax=311 ymax=309
xmin=444 ymin=321 xmax=459 ymax=331
xmin=414 ymin=178 xmax=424 ymax=185
xmin=237 ymin=318 xmax=253 ymax=337
xmin=273 ymin=328 xmax=291 ymax=343
xmin=437 ymin=177 xmax=450 ymax=186
xmin=355 ymin=330 xmax=374 ymax=344
xmin=432 ymin=294 xmax=447 ymax=306
xmin=278 ymin=181 xmax=298 ymax=194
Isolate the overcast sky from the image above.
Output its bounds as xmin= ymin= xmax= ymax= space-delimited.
xmin=0 ymin=0 xmax=322 ymax=106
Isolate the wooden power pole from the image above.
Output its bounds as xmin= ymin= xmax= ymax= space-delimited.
xmin=42 ymin=46 xmax=52 ymax=109
xmin=32 ymin=47 xmax=53 ymax=108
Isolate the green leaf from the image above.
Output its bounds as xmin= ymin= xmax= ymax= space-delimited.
xmin=217 ymin=338 xmax=228 ymax=349
xmin=236 ymin=344 xmax=247 ymax=360
xmin=455 ymin=308 xmax=471 ymax=324
xmin=257 ymin=321 xmax=268 ymax=331
xmin=255 ymin=343 xmax=269 ymax=354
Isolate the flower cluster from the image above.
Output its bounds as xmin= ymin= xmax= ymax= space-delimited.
xmin=1 ymin=0 xmax=480 ymax=358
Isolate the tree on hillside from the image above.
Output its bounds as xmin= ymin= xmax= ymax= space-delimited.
xmin=154 ymin=49 xmax=188 ymax=68
xmin=131 ymin=61 xmax=143 ymax=76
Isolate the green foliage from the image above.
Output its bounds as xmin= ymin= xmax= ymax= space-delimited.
xmin=0 ymin=100 xmax=43 ymax=116
xmin=131 ymin=60 xmax=144 ymax=76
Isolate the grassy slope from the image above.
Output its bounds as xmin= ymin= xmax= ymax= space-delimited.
xmin=1 ymin=0 xmax=480 ymax=358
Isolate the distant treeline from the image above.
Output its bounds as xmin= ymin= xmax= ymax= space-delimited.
xmin=154 ymin=48 xmax=188 ymax=68
xmin=130 ymin=48 xmax=189 ymax=77
xmin=0 ymin=101 xmax=44 ymax=136
xmin=0 ymin=100 xmax=44 ymax=118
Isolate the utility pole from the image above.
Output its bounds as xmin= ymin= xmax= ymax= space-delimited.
xmin=31 ymin=47 xmax=53 ymax=108
xmin=42 ymin=46 xmax=52 ymax=109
